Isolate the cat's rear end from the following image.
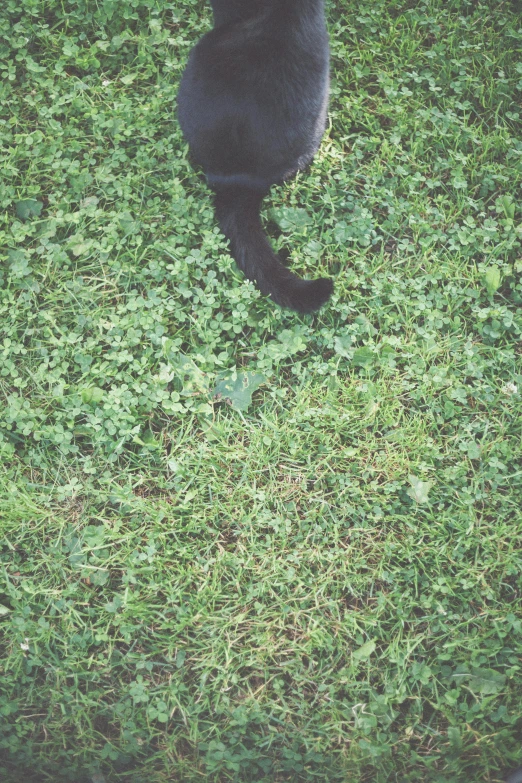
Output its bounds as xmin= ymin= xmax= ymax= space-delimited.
xmin=178 ymin=0 xmax=333 ymax=313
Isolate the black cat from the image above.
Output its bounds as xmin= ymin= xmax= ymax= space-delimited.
xmin=177 ymin=0 xmax=333 ymax=313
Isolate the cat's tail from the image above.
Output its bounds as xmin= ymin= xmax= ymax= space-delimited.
xmin=213 ymin=185 xmax=333 ymax=314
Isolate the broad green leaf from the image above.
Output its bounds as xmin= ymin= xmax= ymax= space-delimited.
xmin=352 ymin=347 xmax=375 ymax=367
xmin=468 ymin=667 xmax=506 ymax=695
xmin=81 ymin=387 xmax=104 ymax=405
xmin=16 ymin=199 xmax=43 ymax=220
xmin=269 ymin=207 xmax=313 ymax=231
xmin=80 ymin=196 xmax=99 ymax=209
xmin=411 ymin=662 xmax=432 ymax=684
xmin=447 ymin=726 xmax=462 ymax=751
xmin=134 ymin=428 xmax=160 ymax=449
xmin=353 ymin=640 xmax=376 ymax=661
xmin=91 ymin=569 xmax=109 ymax=586
xmin=501 ymin=195 xmax=515 ymax=220
xmin=120 ymin=73 xmax=138 ymax=85
xmin=0 ymin=604 xmax=12 ymax=616
xmin=213 ymin=372 xmax=266 ymax=412
xmin=334 ymin=221 xmax=351 ymax=243
xmin=278 ymin=326 xmax=308 ymax=355
xmin=175 ymin=356 xmax=210 ymax=397
xmin=484 ymin=266 xmax=501 ymax=296
xmin=334 ymin=333 xmax=352 ymax=358
xmin=70 ymin=238 xmax=93 ymax=257
xmin=119 ymin=212 xmax=140 ymax=235
xmin=466 ymin=441 xmax=481 ymax=460
xmin=407 ymin=474 xmax=433 ymax=504
xmin=8 ymin=249 xmax=32 ymax=278
xmin=142 ymin=428 xmax=157 ymax=445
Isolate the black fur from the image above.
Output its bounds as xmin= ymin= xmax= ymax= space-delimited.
xmin=177 ymin=0 xmax=333 ymax=313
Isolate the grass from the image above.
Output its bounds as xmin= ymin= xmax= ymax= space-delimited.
xmin=0 ymin=0 xmax=521 ymax=780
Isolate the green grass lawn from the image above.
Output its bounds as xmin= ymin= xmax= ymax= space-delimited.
xmin=1 ymin=0 xmax=522 ymax=781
